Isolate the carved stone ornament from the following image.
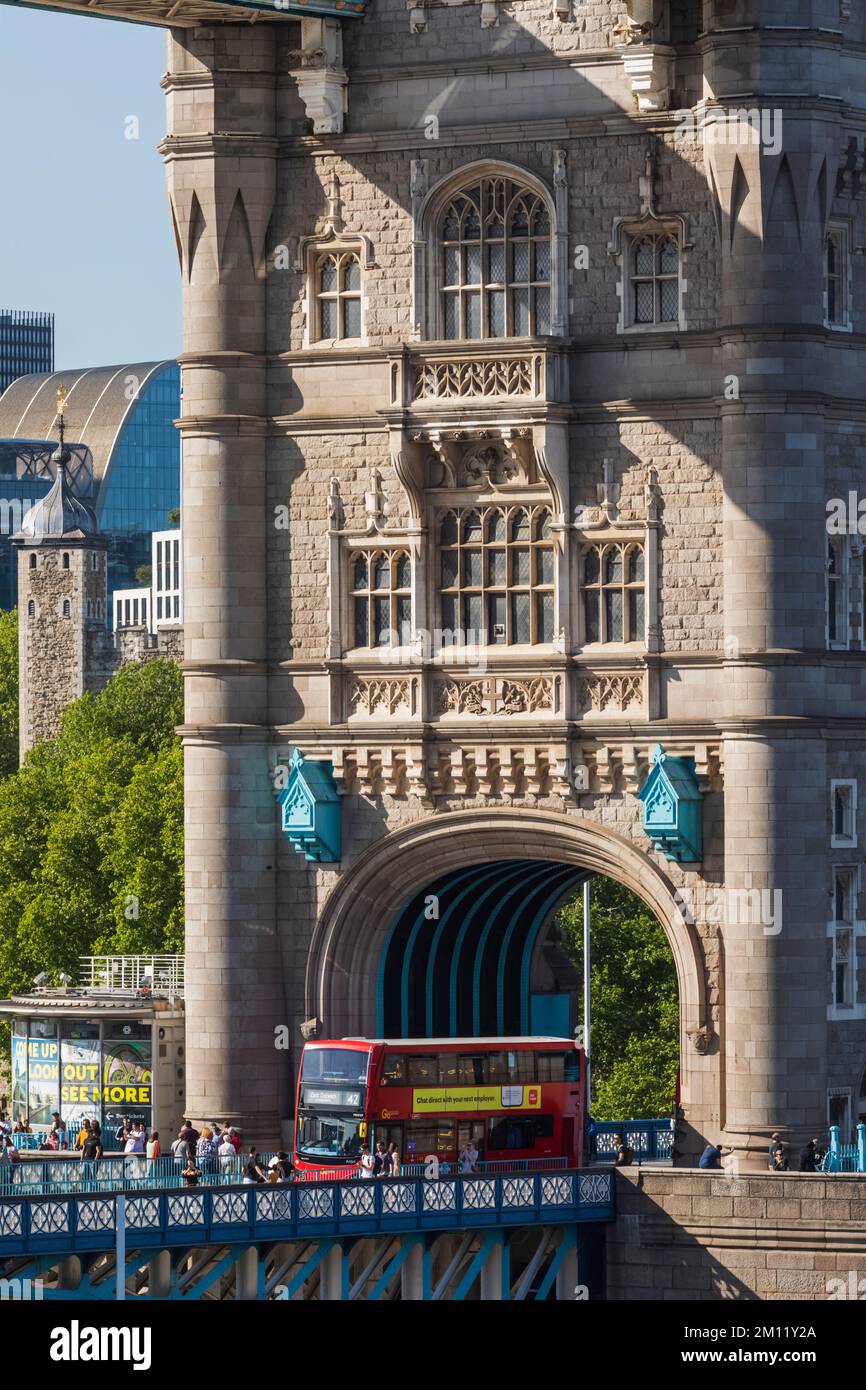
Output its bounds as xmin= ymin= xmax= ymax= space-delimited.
xmin=687 ymin=1026 xmax=713 ymax=1055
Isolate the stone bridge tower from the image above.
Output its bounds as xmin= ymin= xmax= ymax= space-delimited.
xmin=10 ymin=0 xmax=866 ymax=1166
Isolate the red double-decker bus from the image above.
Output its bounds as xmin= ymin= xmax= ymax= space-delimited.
xmin=293 ymin=1036 xmax=586 ymax=1174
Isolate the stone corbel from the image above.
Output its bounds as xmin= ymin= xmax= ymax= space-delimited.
xmin=531 ymin=421 xmax=569 ymax=525
xmin=407 ymin=0 xmax=427 ymax=31
xmin=547 ymin=743 xmax=574 ymax=799
xmin=290 ymin=20 xmax=348 ymax=135
xmin=390 ymin=440 xmax=427 ymax=527
xmin=479 ymin=0 xmax=498 ymax=27
xmin=405 ymin=744 xmax=433 ymax=805
xmin=687 ymin=1026 xmax=714 ymax=1055
xmin=620 ymin=45 xmax=674 ymax=113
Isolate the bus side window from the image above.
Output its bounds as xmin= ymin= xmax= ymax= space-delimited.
xmin=457 ymin=1055 xmax=485 ymax=1085
xmin=564 ymin=1052 xmax=581 ymax=1082
xmin=381 ymin=1053 xmax=406 ymax=1087
xmin=407 ymin=1054 xmax=437 ymax=1086
xmin=514 ymin=1051 xmax=535 ymax=1083
xmin=536 ymin=1053 xmax=565 ymax=1083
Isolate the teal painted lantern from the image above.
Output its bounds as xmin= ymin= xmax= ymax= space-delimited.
xmin=637 ymin=744 xmax=703 ymax=863
xmin=278 ymin=748 xmax=342 ymax=863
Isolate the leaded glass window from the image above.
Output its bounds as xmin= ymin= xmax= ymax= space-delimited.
xmin=438 ymin=505 xmax=555 ymax=644
xmin=351 ymin=549 xmax=412 ymax=647
xmin=440 ymin=179 xmax=552 ymax=340
xmin=582 ymin=543 xmax=646 ymax=644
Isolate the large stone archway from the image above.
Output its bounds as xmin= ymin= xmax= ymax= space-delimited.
xmin=306 ymin=806 xmax=717 ymax=1159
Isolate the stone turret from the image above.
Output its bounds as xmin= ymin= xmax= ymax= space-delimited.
xmin=13 ymin=434 xmax=113 ymax=760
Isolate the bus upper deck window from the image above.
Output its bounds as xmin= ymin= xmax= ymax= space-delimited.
xmin=536 ymin=1053 xmax=565 ymax=1083
xmin=381 ymin=1054 xmax=406 ymax=1087
xmin=457 ymin=1055 xmax=485 ymax=1085
xmin=564 ymin=1053 xmax=581 ymax=1082
xmin=407 ymin=1054 xmax=437 ymax=1086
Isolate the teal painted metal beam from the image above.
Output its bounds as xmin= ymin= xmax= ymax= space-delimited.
xmin=366 ymin=1238 xmax=416 ymax=1301
xmin=278 ymin=1238 xmax=335 ymax=1300
xmin=425 ymin=862 xmax=528 ymax=1036
xmin=451 ymin=1230 xmax=502 ymax=1301
xmin=451 ymin=863 xmax=553 ymax=1034
xmin=533 ymin=1225 xmax=576 ymax=1301
xmin=471 ymin=864 xmax=556 ymax=1035
xmin=397 ymin=865 xmax=485 ymax=1035
xmin=515 ymin=869 xmax=587 ymax=1034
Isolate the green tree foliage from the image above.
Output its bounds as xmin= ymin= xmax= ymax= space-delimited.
xmin=559 ymin=876 xmax=679 ymax=1120
xmin=0 ymin=660 xmax=183 ymax=998
xmin=0 ymin=609 xmax=19 ymax=778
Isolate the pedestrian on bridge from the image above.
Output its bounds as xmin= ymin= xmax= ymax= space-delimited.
xmin=242 ymin=1147 xmax=267 ymax=1184
xmin=798 ymin=1139 xmax=819 ymax=1172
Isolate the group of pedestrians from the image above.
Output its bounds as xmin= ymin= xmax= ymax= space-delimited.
xmin=768 ymin=1133 xmax=828 ymax=1172
xmin=358 ymin=1140 xmax=401 ymax=1177
xmin=696 ymin=1133 xmax=832 ymax=1171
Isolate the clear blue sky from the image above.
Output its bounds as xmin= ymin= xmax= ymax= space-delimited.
xmin=0 ymin=4 xmax=180 ymax=368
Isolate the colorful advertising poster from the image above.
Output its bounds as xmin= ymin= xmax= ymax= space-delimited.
xmin=60 ymin=1037 xmax=101 ymax=1130
xmin=411 ymin=1085 xmax=542 ymax=1114
xmin=102 ymin=1037 xmax=152 ymax=1135
xmin=27 ymin=1037 xmax=59 ymax=1126
xmin=11 ymin=1033 xmax=27 ymax=1123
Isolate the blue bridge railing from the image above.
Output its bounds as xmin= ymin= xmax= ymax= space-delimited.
xmin=0 ymin=1153 xmax=570 ymax=1198
xmin=588 ymin=1119 xmax=674 ymax=1163
xmin=825 ymin=1125 xmax=866 ymax=1172
xmin=0 ymin=1169 xmax=615 ymax=1256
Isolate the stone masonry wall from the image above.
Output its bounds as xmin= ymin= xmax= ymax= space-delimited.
xmin=607 ymin=1168 xmax=866 ymax=1300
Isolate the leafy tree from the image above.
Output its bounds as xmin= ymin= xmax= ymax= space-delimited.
xmin=167 ymin=507 xmax=180 ymax=527
xmin=0 ymin=659 xmax=183 ymax=998
xmin=0 ymin=608 xmax=18 ymax=778
xmin=559 ymin=876 xmax=679 ymax=1119
xmin=135 ymin=564 xmax=152 ymax=586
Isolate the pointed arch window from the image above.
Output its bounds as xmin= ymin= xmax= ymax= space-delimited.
xmin=439 ymin=178 xmax=552 ymax=340
xmin=582 ymin=542 xmax=646 ymax=645
xmin=350 ymin=549 xmax=412 ymax=648
xmin=314 ymin=251 xmax=362 ymax=343
xmin=629 ymin=232 xmax=680 ymax=326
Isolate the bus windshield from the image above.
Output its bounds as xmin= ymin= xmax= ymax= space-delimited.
xmin=297 ymin=1113 xmax=364 ymax=1161
xmin=301 ymin=1047 xmax=369 ymax=1087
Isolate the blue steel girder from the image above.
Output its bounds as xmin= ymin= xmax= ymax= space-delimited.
xmin=0 ymin=1171 xmax=613 ymax=1259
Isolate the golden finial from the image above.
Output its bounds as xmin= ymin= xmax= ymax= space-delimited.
xmin=55 ymin=385 xmax=69 ymax=457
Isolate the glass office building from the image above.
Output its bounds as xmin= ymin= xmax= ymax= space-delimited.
xmin=0 ymin=361 xmax=180 ymax=609
xmin=0 ymin=311 xmax=54 ymax=394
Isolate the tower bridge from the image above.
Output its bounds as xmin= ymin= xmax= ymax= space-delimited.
xmin=3 ymin=0 xmax=866 ymax=1299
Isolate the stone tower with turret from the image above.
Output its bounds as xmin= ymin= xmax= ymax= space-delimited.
xmin=14 ymin=436 xmax=112 ymax=760
xmin=12 ymin=0 xmax=866 ymax=1170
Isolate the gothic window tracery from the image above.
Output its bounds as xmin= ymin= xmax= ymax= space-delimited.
xmin=628 ymin=232 xmax=679 ymax=326
xmin=438 ymin=178 xmax=552 ymax=340
xmin=350 ymin=549 xmax=412 ymax=648
xmin=437 ymin=504 xmax=554 ymax=645
xmin=315 ymin=250 xmax=362 ymax=342
xmin=581 ymin=542 xmax=646 ymax=645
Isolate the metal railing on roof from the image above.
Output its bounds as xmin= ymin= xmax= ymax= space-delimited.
xmin=76 ymin=955 xmax=184 ymax=996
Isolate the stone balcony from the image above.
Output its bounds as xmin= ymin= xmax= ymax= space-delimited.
xmin=386 ymin=339 xmax=570 ymax=416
